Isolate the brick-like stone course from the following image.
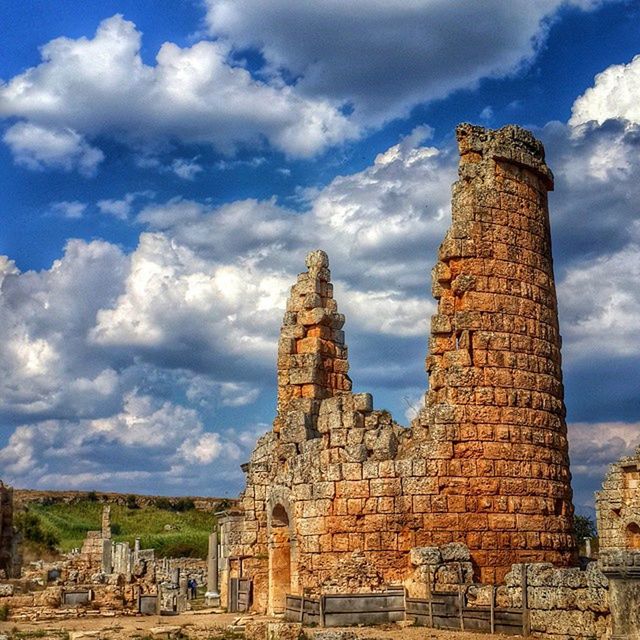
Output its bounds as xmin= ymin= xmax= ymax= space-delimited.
xmin=222 ymin=124 xmax=577 ymax=615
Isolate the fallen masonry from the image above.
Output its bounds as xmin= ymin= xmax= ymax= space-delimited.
xmin=0 ymin=505 xmax=210 ymax=621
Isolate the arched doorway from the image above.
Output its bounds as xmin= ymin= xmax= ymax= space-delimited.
xmin=269 ymin=503 xmax=291 ymax=615
xmin=626 ymin=522 xmax=640 ymax=549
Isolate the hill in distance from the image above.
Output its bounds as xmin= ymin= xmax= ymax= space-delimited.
xmin=14 ymin=489 xmax=235 ymax=561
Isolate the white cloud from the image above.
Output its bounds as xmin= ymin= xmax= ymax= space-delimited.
xmin=0 ymin=239 xmax=127 ymax=418
xmin=0 ymin=391 xmax=246 ymax=491
xmin=205 ymin=0 xmax=612 ymax=126
xmin=3 ymin=122 xmax=104 ymax=175
xmin=171 ymin=158 xmax=203 ymax=180
xmin=569 ymin=421 xmax=640 ymax=479
xmin=570 ymin=54 xmax=640 ymax=127
xmin=558 ymin=244 xmax=640 ymax=360
xmin=0 ymin=15 xmax=355 ymax=170
xmin=1 ymin=3 xmax=618 ymax=172
xmin=51 ymin=200 xmax=87 ymax=219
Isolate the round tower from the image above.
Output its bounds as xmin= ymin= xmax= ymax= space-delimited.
xmin=420 ymin=124 xmax=576 ymax=581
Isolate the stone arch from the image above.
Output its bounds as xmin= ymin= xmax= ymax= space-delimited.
xmin=267 ymin=488 xmax=297 ymax=615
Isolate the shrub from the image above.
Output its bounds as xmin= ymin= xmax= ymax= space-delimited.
xmin=14 ymin=511 xmax=59 ymax=550
xmin=154 ymin=497 xmax=195 ymax=512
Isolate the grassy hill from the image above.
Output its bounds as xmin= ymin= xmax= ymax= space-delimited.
xmin=18 ymin=498 xmax=219 ymax=559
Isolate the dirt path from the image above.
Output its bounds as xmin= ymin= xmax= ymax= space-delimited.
xmin=0 ymin=612 xmax=517 ymax=639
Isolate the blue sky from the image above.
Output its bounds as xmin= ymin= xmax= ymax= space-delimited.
xmin=1 ymin=1 xmax=639 ymax=512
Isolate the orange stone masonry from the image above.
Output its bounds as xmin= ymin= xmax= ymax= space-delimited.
xmin=276 ymin=250 xmax=351 ymax=418
xmin=220 ymin=124 xmax=576 ymax=615
xmin=415 ymin=123 xmax=575 ymax=581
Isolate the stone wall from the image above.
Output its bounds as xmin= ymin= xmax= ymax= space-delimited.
xmin=596 ymin=448 xmax=640 ymax=639
xmin=221 ymin=123 xmax=577 ymax=616
xmin=501 ymin=562 xmax=610 ymax=639
xmin=409 ymin=543 xmax=610 ymax=639
xmin=596 ymin=446 xmax=640 ymax=551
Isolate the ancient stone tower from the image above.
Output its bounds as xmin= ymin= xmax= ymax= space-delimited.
xmin=219 ymin=124 xmax=576 ymax=615
xmin=415 ymin=123 xmax=575 ymax=580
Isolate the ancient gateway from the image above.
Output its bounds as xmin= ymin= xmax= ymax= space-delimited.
xmin=221 ymin=124 xmax=576 ymax=615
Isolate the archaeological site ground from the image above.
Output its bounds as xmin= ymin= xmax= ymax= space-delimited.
xmin=2 ymin=124 xmax=640 ymax=640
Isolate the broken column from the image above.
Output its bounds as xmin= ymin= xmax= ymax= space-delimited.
xmin=101 ymin=505 xmax=112 ymax=574
xmin=205 ymin=530 xmax=220 ymax=607
xmin=418 ymin=124 xmax=576 ymax=581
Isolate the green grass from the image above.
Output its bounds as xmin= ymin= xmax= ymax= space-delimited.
xmin=25 ymin=501 xmax=216 ymax=557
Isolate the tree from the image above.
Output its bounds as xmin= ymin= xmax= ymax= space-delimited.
xmin=573 ymin=514 xmax=597 ymax=540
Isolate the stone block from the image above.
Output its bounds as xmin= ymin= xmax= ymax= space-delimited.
xmin=410 ymin=547 xmax=442 ymax=566
xmin=440 ymin=542 xmax=471 ymax=562
xmin=353 ymin=393 xmax=373 ymax=412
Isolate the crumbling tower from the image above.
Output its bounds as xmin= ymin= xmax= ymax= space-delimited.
xmin=419 ymin=124 xmax=576 ymax=580
xmin=276 ymin=249 xmax=351 ymax=419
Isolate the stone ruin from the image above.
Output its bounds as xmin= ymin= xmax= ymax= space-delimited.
xmin=220 ymin=123 xmax=577 ymax=620
xmin=596 ymin=446 xmax=640 ymax=638
xmin=0 ymin=505 xmax=208 ymax=621
xmin=0 ymin=479 xmax=21 ymax=579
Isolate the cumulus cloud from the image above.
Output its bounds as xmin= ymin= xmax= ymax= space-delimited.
xmin=205 ymin=0 xmax=612 ymax=126
xmin=0 ymin=240 xmax=127 ymax=420
xmin=568 ymin=421 xmax=640 ymax=508
xmin=1 ymin=3 xmax=618 ymax=172
xmin=0 ymin=131 xmax=451 ymax=491
xmin=0 ymin=391 xmax=245 ymax=491
xmin=0 ymin=15 xmax=355 ymax=171
xmin=3 ymin=122 xmax=104 ymax=175
xmin=570 ymin=54 xmax=640 ymax=127
xmin=558 ymin=244 xmax=640 ymax=360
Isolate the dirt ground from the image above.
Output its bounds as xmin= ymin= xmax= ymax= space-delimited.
xmin=0 ymin=610 xmax=518 ymax=640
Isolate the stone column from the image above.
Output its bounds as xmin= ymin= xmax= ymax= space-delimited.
xmin=205 ymin=530 xmax=221 ymax=607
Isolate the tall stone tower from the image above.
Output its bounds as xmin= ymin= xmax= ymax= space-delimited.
xmin=419 ymin=123 xmax=575 ymax=580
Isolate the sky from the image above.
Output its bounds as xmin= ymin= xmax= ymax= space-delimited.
xmin=0 ymin=1 xmax=639 ymax=512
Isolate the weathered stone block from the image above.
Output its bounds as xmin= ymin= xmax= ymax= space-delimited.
xmin=440 ymin=542 xmax=471 ymax=562
xmin=410 ymin=547 xmax=442 ymax=566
